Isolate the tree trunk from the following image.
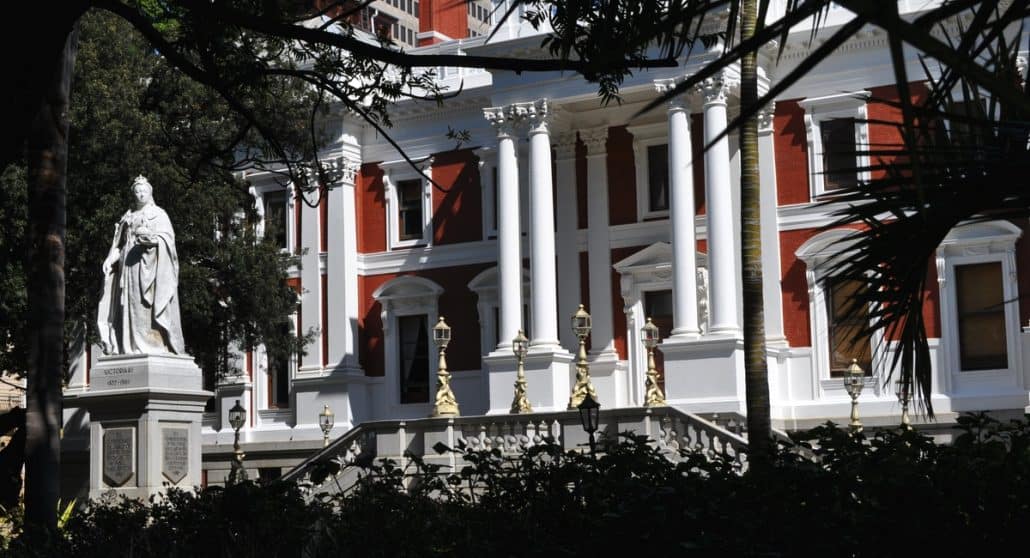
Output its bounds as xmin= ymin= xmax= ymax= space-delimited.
xmin=24 ymin=24 xmax=78 ymax=534
xmin=739 ymin=0 xmax=773 ymax=467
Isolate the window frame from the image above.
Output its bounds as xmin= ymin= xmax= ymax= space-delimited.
xmin=799 ymin=91 xmax=871 ymax=199
xmin=251 ymin=182 xmax=295 ymax=253
xmin=628 ymin=122 xmax=671 ymax=221
xmin=936 ymin=220 xmax=1023 ymax=387
xmin=372 ymin=276 xmax=444 ymax=414
xmin=796 ymin=229 xmax=883 ymax=396
xmin=383 ymin=158 xmax=433 ymax=250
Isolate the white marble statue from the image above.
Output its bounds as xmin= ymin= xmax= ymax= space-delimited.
xmin=97 ymin=175 xmax=185 ymax=355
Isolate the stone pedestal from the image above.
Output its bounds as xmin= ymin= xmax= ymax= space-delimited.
xmin=74 ymin=354 xmax=211 ymax=501
xmin=660 ymin=335 xmax=745 ymax=413
xmin=483 ymin=349 xmax=573 ymax=414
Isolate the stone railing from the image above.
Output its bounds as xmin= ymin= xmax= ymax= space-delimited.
xmin=283 ymin=406 xmax=750 ymax=497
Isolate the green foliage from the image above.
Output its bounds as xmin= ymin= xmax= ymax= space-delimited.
xmin=4 ymin=413 xmax=1027 ymax=556
xmin=0 ymin=11 xmax=313 ymax=381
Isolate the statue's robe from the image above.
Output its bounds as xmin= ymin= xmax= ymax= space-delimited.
xmin=97 ymin=203 xmax=185 ymax=355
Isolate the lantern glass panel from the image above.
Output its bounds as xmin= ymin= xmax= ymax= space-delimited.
xmin=228 ymin=400 xmax=246 ymax=431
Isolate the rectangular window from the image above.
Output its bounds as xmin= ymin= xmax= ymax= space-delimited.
xmin=956 ymin=262 xmax=1008 ymax=371
xmin=268 ymin=350 xmax=290 ymax=408
xmin=399 ymin=315 xmax=430 ymax=403
xmin=263 ymin=190 xmax=288 ymax=250
xmin=646 ymin=144 xmax=669 ymax=213
xmin=397 ymin=179 xmax=423 ymax=241
xmin=820 ymin=118 xmax=858 ymax=191
xmin=827 ymin=279 xmax=872 ymax=377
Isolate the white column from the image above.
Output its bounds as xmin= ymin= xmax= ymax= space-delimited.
xmin=554 ymin=132 xmax=580 ymax=352
xmin=527 ymin=100 xmax=561 ymax=349
xmin=299 ymin=184 xmax=323 ymax=372
xmin=657 ymin=79 xmax=700 ymax=338
xmin=581 ymin=127 xmax=618 ymax=359
xmin=327 ymin=156 xmax=362 ymax=370
xmin=758 ymin=104 xmax=787 ymax=345
xmin=484 ymin=106 xmax=524 ymax=351
xmin=698 ymin=76 xmax=740 ymax=335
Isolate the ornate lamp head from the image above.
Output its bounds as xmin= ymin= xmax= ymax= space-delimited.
xmin=433 ymin=316 xmax=451 ymax=349
xmin=228 ymin=399 xmax=246 ymax=432
xmin=844 ymin=359 xmax=865 ymax=398
xmin=513 ymin=329 xmax=529 ymax=360
xmin=572 ymin=304 xmax=592 ymax=341
xmin=319 ymin=404 xmax=334 ymax=435
xmin=641 ymin=317 xmax=660 ymax=349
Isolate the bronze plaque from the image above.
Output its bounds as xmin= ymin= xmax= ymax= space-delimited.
xmin=103 ymin=427 xmax=134 ymax=487
xmin=162 ymin=428 xmax=189 ymax=484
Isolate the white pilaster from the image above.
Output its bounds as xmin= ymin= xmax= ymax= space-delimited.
xmin=526 ymin=100 xmax=561 ymax=349
xmin=581 ymin=126 xmax=618 ymax=361
xmin=299 ymin=185 xmax=323 ymax=372
xmin=698 ymin=76 xmax=740 ymax=335
xmin=554 ymin=132 xmax=580 ymax=353
xmin=657 ymin=79 xmax=700 ymax=339
xmin=327 ymin=156 xmax=362 ymax=370
xmin=483 ymin=105 xmax=525 ymax=351
xmin=758 ymin=104 xmax=787 ymax=346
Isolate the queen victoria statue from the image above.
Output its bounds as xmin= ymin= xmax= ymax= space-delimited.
xmin=97 ymin=175 xmax=186 ymax=355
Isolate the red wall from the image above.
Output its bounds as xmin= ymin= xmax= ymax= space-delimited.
xmin=432 ymin=148 xmax=482 ymax=245
xmin=774 ymin=99 xmax=810 ymax=206
xmin=357 ymin=163 xmax=386 ymax=254
xmin=418 ymin=0 xmax=468 ymax=44
xmin=607 ymin=126 xmax=637 ymax=226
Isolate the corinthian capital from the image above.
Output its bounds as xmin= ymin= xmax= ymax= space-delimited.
xmin=483 ymin=105 xmax=527 ymax=138
xmin=525 ymin=99 xmax=553 ymax=134
xmin=579 ymin=126 xmax=608 ymax=155
xmin=696 ymin=75 xmax=731 ymax=107
xmin=654 ymin=78 xmax=688 ymax=110
xmin=757 ymin=102 xmax=776 ymax=134
xmin=553 ymin=132 xmax=577 ymax=160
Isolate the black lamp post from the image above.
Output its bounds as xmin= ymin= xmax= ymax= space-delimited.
xmin=227 ymin=399 xmax=248 ymax=484
xmin=577 ymin=394 xmax=600 ymax=456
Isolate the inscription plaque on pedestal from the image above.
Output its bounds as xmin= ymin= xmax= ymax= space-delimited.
xmin=162 ymin=428 xmax=189 ymax=484
xmin=103 ymin=428 xmax=134 ymax=487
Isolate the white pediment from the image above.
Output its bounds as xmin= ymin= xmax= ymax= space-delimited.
xmin=613 ymin=242 xmax=707 ymax=276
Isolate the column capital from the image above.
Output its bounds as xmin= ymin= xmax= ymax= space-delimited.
xmin=553 ymin=132 xmax=577 ymax=160
xmin=696 ymin=75 xmax=733 ymax=107
xmin=483 ymin=105 xmax=529 ymax=138
xmin=305 ymin=155 xmax=360 ymax=187
xmin=654 ymin=78 xmax=689 ymax=110
xmin=525 ymin=99 xmax=554 ymax=135
xmin=757 ymin=102 xmax=776 ymax=134
xmin=579 ymin=126 xmax=608 ymax=156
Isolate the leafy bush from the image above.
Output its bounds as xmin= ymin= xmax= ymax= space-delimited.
xmin=2 ymin=412 xmax=1028 ymax=557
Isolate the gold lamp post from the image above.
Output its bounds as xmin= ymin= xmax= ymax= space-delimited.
xmin=510 ymin=329 xmax=533 ymax=414
xmin=641 ymin=317 xmax=667 ymax=407
xmin=319 ymin=404 xmax=335 ymax=447
xmin=844 ymin=359 xmax=865 ymax=433
xmin=431 ymin=316 xmax=460 ymax=417
xmin=227 ymin=399 xmax=248 ymax=484
xmin=896 ymin=377 xmax=913 ymax=430
xmin=567 ymin=304 xmax=599 ymax=410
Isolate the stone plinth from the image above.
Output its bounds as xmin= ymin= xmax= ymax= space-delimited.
xmin=660 ymin=334 xmax=745 ymax=413
xmin=71 ymin=354 xmax=211 ymax=501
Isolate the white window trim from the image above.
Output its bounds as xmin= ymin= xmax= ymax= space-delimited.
xmin=383 ymin=157 xmax=434 ymax=250
xmin=936 ymin=220 xmax=1024 ymax=392
xmin=796 ymin=229 xmax=885 ymax=397
xmin=468 ymin=266 xmax=531 ymax=356
xmin=627 ymin=122 xmax=671 ymax=222
xmin=250 ymin=181 xmax=295 ymax=253
xmin=372 ymin=276 xmax=444 ymax=414
xmin=799 ymin=91 xmax=871 ymax=199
